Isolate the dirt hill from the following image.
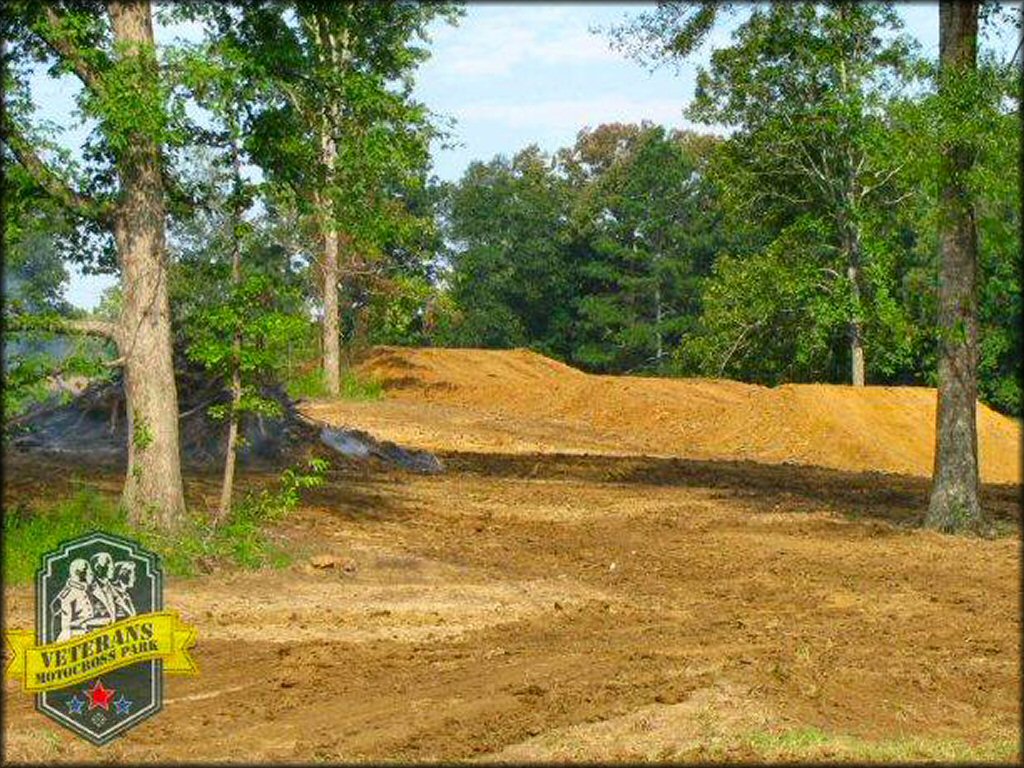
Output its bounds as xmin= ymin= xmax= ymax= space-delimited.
xmin=301 ymin=346 xmax=1021 ymax=484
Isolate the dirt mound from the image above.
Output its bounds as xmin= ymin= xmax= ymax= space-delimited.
xmin=312 ymin=346 xmax=1021 ymax=484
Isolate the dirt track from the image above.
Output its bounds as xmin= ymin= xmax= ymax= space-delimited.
xmin=303 ymin=346 xmax=1021 ymax=484
xmin=3 ymin=349 xmax=1021 ymax=762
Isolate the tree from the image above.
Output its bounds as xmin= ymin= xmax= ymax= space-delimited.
xmin=566 ymin=125 xmax=723 ymax=373
xmin=439 ymin=127 xmax=736 ymax=371
xmin=205 ymin=2 xmax=458 ymax=396
xmin=926 ymin=0 xmax=983 ymax=532
xmin=679 ymin=216 xmax=853 ymax=383
xmin=5 ymin=1 xmax=187 ymax=527
xmin=611 ymin=3 xmax=924 ymax=385
xmin=441 ymin=146 xmax=577 ymax=355
xmin=176 ymin=36 xmax=260 ymax=522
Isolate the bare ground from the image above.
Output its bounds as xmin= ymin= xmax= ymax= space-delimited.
xmin=2 ymin=450 xmax=1020 ymax=763
xmin=3 ymin=348 xmax=1020 ymax=762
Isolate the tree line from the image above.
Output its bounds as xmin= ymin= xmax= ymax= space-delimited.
xmin=431 ymin=4 xmax=1018 ymax=419
xmin=4 ymin=1 xmax=1017 ymax=535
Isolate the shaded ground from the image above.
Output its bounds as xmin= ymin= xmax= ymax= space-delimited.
xmin=2 ymin=451 xmax=1020 ymax=763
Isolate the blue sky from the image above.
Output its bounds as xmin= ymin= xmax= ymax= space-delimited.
xmin=24 ymin=3 xmax=1018 ymax=309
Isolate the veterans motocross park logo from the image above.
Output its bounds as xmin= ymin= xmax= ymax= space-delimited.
xmin=4 ymin=532 xmax=198 ymax=744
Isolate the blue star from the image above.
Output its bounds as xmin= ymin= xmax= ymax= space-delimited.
xmin=113 ymin=695 xmax=133 ymax=716
xmin=66 ymin=695 xmax=85 ymax=715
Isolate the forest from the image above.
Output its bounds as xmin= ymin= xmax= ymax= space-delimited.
xmin=6 ymin=2 xmax=1019 ymax=532
xmin=3 ymin=0 xmax=1019 ymax=529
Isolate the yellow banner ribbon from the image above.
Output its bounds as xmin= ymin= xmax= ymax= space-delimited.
xmin=4 ymin=611 xmax=198 ymax=693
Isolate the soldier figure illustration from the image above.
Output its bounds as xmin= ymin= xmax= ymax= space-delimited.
xmin=110 ymin=560 xmax=137 ymax=619
xmin=50 ymin=559 xmax=95 ymax=642
xmin=50 ymin=551 xmax=138 ymax=642
xmin=88 ymin=552 xmax=119 ymax=625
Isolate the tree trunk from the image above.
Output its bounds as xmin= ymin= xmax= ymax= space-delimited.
xmin=848 ymin=261 xmax=865 ymax=388
xmin=319 ymin=121 xmax=341 ymax=397
xmin=309 ymin=13 xmax=350 ymax=397
xmin=654 ymin=283 xmax=663 ymax=364
xmin=217 ymin=133 xmax=244 ymax=524
xmin=836 ymin=17 xmax=866 ymax=389
xmin=839 ymin=208 xmax=866 ymax=387
xmin=927 ymin=0 xmax=983 ymax=532
xmin=108 ymin=0 xmax=186 ymax=529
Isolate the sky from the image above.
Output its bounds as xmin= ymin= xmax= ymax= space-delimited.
xmin=21 ymin=3 xmax=1019 ymax=309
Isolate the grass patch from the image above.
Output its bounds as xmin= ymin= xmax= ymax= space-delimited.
xmin=286 ymin=367 xmax=384 ymax=401
xmin=339 ymin=369 xmax=384 ymax=400
xmin=286 ymin=367 xmax=330 ymax=399
xmin=739 ymin=727 xmax=1018 ymax=763
xmin=3 ymin=489 xmax=133 ymax=584
xmin=746 ymin=726 xmax=830 ymax=754
xmin=3 ymin=459 xmax=329 ymax=584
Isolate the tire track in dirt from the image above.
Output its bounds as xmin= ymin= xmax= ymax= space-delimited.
xmin=2 ymin=439 xmax=1019 ymax=761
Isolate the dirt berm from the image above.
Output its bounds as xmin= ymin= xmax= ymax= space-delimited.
xmin=302 ymin=346 xmax=1021 ymax=484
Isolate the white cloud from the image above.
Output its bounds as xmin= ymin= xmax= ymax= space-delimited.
xmin=431 ymin=6 xmax=623 ymax=79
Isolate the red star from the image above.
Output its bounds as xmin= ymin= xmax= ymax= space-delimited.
xmin=84 ymin=679 xmax=116 ymax=711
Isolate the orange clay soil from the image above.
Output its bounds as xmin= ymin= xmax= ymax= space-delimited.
xmin=300 ymin=346 xmax=1021 ymax=484
xmin=1 ymin=453 xmax=1020 ymax=762
xmin=2 ymin=348 xmax=1020 ymax=762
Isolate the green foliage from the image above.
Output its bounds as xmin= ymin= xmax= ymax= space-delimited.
xmin=285 ymin=367 xmax=383 ymax=402
xmin=2 ymin=459 xmax=330 ymax=584
xmin=148 ymin=457 xmax=330 ymax=574
xmin=440 ymin=88 xmax=1019 ymax=413
xmin=195 ymin=1 xmax=460 ymax=327
xmin=439 ymin=126 xmax=749 ymax=373
xmin=240 ymin=457 xmax=330 ymax=522
xmin=3 ymin=489 xmax=131 ymax=585
xmin=440 ymin=146 xmax=578 ymax=357
xmin=1 ymin=196 xmax=106 ymax=426
xmin=3 ymin=332 xmax=113 ymax=428
xmin=286 ymin=369 xmax=331 ymax=400
xmin=679 ymin=218 xmax=848 ymax=383
xmin=592 ymin=3 xmax=1019 ymax=412
xmin=171 ymin=147 xmax=310 ymax=424
xmin=132 ymin=412 xmax=154 ymax=451
xmin=569 ymin=125 xmax=728 ymax=373
xmin=338 ymin=370 xmax=384 ymax=402
xmin=184 ymin=273 xmax=307 ymax=377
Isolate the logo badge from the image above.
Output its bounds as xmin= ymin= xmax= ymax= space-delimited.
xmin=4 ymin=532 xmax=198 ymax=744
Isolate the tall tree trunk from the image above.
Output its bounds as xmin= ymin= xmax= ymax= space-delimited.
xmin=848 ymin=257 xmax=865 ymax=388
xmin=320 ymin=124 xmax=341 ymax=397
xmin=313 ymin=11 xmax=343 ymax=397
xmin=836 ymin=20 xmax=866 ymax=389
xmin=108 ymin=0 xmax=185 ymax=529
xmin=654 ymin=283 xmax=663 ymax=364
xmin=927 ymin=0 xmax=983 ymax=532
xmin=848 ymin=267 xmax=865 ymax=387
xmin=839 ymin=218 xmax=866 ymax=387
xmin=217 ymin=133 xmax=244 ymax=524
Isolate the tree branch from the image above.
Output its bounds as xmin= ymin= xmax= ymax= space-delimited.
xmin=64 ymin=319 xmax=121 ymax=341
xmin=859 ymin=163 xmax=904 ymax=201
xmin=36 ymin=6 xmax=108 ymax=94
xmin=3 ymin=118 xmax=114 ymax=223
xmin=6 ymin=313 xmax=121 ymax=345
xmin=718 ymin=320 xmax=761 ymax=377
